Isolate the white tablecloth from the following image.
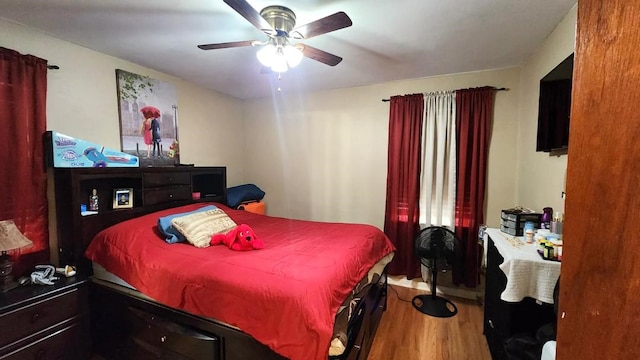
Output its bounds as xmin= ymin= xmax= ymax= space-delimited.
xmin=485 ymin=228 xmax=561 ymax=304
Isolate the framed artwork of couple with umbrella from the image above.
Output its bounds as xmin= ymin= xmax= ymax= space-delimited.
xmin=115 ymin=69 xmax=179 ymax=167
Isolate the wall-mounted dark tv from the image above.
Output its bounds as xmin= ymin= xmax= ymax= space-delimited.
xmin=536 ymin=54 xmax=574 ymax=153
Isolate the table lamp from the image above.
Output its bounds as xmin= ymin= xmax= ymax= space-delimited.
xmin=0 ymin=220 xmax=33 ymax=291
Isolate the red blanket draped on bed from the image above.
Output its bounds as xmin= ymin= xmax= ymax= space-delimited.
xmin=85 ymin=203 xmax=395 ymax=360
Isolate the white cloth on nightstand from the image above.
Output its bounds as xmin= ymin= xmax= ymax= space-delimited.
xmin=485 ymin=228 xmax=561 ymax=304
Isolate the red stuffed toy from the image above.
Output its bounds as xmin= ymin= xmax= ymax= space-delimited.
xmin=210 ymin=224 xmax=264 ymax=251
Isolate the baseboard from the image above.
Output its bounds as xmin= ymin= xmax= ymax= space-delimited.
xmin=388 ymin=275 xmax=433 ymax=292
xmin=388 ymin=275 xmax=482 ymax=301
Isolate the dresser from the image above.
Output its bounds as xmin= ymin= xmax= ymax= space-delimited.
xmin=0 ymin=276 xmax=90 ymax=359
xmin=483 ymin=229 xmax=559 ymax=360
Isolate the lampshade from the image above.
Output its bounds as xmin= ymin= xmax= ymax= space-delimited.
xmin=283 ymin=45 xmax=303 ymax=67
xmin=256 ymin=39 xmax=304 ymax=73
xmin=270 ymin=50 xmax=289 ymax=73
xmin=256 ymin=43 xmax=277 ymax=68
xmin=0 ymin=220 xmax=33 ymax=253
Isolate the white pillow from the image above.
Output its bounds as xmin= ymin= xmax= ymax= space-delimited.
xmin=171 ymin=209 xmax=237 ymax=248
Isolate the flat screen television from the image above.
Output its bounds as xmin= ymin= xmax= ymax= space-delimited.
xmin=536 ymin=53 xmax=574 ymax=153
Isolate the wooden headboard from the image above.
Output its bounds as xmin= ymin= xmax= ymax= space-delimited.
xmin=52 ymin=166 xmax=227 ymax=272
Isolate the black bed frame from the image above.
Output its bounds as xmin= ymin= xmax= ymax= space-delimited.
xmin=52 ymin=166 xmax=388 ymax=360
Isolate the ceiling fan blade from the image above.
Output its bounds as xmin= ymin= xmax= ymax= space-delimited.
xmin=197 ymin=40 xmax=256 ymax=50
xmin=223 ymin=0 xmax=274 ymax=33
xmin=293 ymin=12 xmax=352 ymax=40
xmin=299 ymin=44 xmax=343 ymax=66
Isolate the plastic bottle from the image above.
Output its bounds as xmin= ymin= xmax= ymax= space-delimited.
xmin=525 ymin=228 xmax=534 ymax=244
xmin=541 ymin=207 xmax=553 ymax=230
xmin=543 ymin=243 xmax=550 ymax=259
xmin=89 ymin=189 xmax=99 ymax=211
xmin=537 ymin=238 xmax=546 ymax=255
xmin=555 ymin=241 xmax=563 ymax=261
xmin=551 ymin=239 xmax=563 ymax=261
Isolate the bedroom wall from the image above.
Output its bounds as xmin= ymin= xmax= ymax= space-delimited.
xmin=242 ymin=68 xmax=521 ymax=230
xmin=0 ymin=19 xmax=245 ymax=262
xmin=0 ymin=19 xmax=244 ymax=174
xmin=515 ymin=5 xmax=577 ymax=214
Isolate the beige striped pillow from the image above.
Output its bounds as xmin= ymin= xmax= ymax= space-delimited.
xmin=171 ymin=208 xmax=237 ymax=248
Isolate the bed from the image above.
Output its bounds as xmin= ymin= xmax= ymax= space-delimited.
xmin=51 ymin=167 xmax=395 ymax=360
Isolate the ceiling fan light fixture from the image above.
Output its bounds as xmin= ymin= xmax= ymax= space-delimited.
xmin=283 ymin=45 xmax=303 ymax=67
xmin=256 ymin=43 xmax=277 ymax=67
xmin=199 ymin=1 xmax=354 ymax=74
xmin=270 ymin=51 xmax=289 ymax=73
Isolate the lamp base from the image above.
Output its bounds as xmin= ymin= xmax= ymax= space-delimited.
xmin=0 ymin=252 xmax=17 ymax=292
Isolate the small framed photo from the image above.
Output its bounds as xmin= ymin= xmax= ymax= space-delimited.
xmin=113 ymin=188 xmax=133 ymax=209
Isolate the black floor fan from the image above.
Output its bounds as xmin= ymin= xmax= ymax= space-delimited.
xmin=412 ymin=226 xmax=459 ymax=318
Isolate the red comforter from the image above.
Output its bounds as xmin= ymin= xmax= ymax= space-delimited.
xmin=85 ymin=203 xmax=395 ymax=360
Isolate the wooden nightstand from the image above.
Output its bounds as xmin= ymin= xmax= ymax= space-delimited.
xmin=0 ymin=275 xmax=90 ymax=359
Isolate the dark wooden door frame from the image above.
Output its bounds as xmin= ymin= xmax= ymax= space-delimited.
xmin=558 ymin=1 xmax=640 ymax=359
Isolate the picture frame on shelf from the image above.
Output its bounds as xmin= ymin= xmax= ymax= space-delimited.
xmin=113 ymin=188 xmax=133 ymax=209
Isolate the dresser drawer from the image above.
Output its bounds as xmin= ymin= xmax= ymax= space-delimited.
xmin=0 ymin=287 xmax=84 ymax=349
xmin=144 ymin=172 xmax=191 ymax=188
xmin=144 ymin=186 xmax=192 ymax=206
xmin=2 ymin=320 xmax=90 ymax=360
xmin=127 ymin=337 xmax=192 ymax=360
xmin=128 ymin=306 xmax=219 ymax=360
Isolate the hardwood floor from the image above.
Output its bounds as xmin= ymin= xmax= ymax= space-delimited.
xmin=368 ymin=285 xmax=491 ymax=360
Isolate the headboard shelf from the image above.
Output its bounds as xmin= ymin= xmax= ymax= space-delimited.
xmin=52 ymin=166 xmax=227 ymax=272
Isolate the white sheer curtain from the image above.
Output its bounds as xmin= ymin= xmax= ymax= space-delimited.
xmin=419 ymin=91 xmax=457 ymax=228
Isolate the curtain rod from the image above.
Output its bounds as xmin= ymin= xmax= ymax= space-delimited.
xmin=381 ymin=87 xmax=508 ymax=102
xmin=47 ymin=65 xmax=60 ymax=70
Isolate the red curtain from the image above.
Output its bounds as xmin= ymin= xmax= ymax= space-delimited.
xmin=384 ymin=94 xmax=423 ymax=279
xmin=0 ymin=47 xmax=49 ymax=275
xmin=453 ymin=87 xmax=495 ymax=287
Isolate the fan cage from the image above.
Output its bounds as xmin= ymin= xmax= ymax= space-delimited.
xmin=412 ymin=226 xmax=459 ymax=318
xmin=415 ymin=227 xmax=456 ymax=270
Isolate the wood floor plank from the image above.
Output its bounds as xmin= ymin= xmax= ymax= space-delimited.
xmin=368 ymin=285 xmax=491 ymax=360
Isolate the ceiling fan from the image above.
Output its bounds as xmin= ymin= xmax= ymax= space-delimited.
xmin=198 ymin=0 xmax=352 ymax=73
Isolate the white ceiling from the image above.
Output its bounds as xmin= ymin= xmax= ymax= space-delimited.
xmin=1 ymin=0 xmax=576 ymax=100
